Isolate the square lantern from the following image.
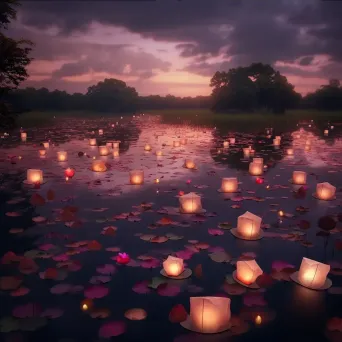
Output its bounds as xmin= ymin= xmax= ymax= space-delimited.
xmin=292 ymin=171 xmax=306 ymax=185
xmin=184 ymin=159 xmax=196 ymax=169
xmin=275 ymin=135 xmax=281 ymax=141
xmin=129 ymin=170 xmax=144 ymax=185
xmin=21 ymin=132 xmax=27 ymax=141
xmin=324 ymin=130 xmax=329 ymax=136
xmin=181 ymin=297 xmax=231 ymax=334
xmin=315 ymin=182 xmax=336 ymax=200
xmin=156 ymin=150 xmax=163 ymax=157
xmin=144 ymin=144 xmax=152 ymax=151
xmin=42 ymin=142 xmax=49 ymax=149
xmin=235 ymin=259 xmax=263 ymax=287
xmin=229 ymin=138 xmax=235 ymax=144
xmin=98 ymin=129 xmax=103 ymax=135
xmin=292 ymin=257 xmax=331 ymax=290
xmin=243 ymin=148 xmax=251 ymax=158
xmin=91 ymin=160 xmax=107 ymax=172
xmin=89 ymin=138 xmax=97 ymax=146
xmin=219 ymin=177 xmax=238 ymax=193
xmin=231 ymin=211 xmax=263 ymax=240
xmin=173 ymin=141 xmax=181 ymax=148
xmin=57 ymin=151 xmax=68 ymax=162
xmin=99 ymin=146 xmax=109 ymax=156
xmin=223 ymin=141 xmax=229 ymax=148
xmin=113 ymin=141 xmax=120 ymax=149
xmin=179 ymin=192 xmax=203 ymax=214
xmin=26 ymin=169 xmax=43 ymax=184
xmin=39 ymin=149 xmax=46 ymax=157
xmin=287 ymin=148 xmax=294 ymax=156
xmin=273 ymin=138 xmax=280 ymax=146
xmin=163 ymin=256 xmax=184 ymax=277
xmin=180 ymin=138 xmax=188 ymax=145
xmin=305 ymin=140 xmax=311 ymax=146
xmin=249 ymin=162 xmax=263 ymax=176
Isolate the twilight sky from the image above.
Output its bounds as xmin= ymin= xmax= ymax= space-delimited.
xmin=7 ymin=0 xmax=342 ymax=97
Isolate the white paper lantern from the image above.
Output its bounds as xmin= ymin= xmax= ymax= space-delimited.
xmin=236 ymin=259 xmax=263 ymax=286
xmin=249 ymin=162 xmax=263 ymax=176
xmin=287 ymin=148 xmax=294 ymax=156
xmin=89 ymin=138 xmax=97 ymax=146
xmin=113 ymin=141 xmax=120 ymax=149
xmin=21 ymin=132 xmax=27 ymax=141
xmin=57 ymin=151 xmax=68 ymax=162
xmin=98 ymin=129 xmax=103 ymax=135
xmin=181 ymin=297 xmax=231 ymax=334
xmin=229 ymin=137 xmax=235 ymax=144
xmin=232 ymin=211 xmax=263 ymax=240
xmin=219 ymin=177 xmax=238 ymax=193
xmin=173 ymin=141 xmax=181 ymax=147
xmin=223 ymin=141 xmax=229 ymax=148
xmin=129 ymin=170 xmax=144 ymax=185
xmin=113 ymin=149 xmax=119 ymax=158
xmin=292 ymin=171 xmax=306 ymax=185
xmin=163 ymin=256 xmax=184 ymax=277
xmin=42 ymin=142 xmax=49 ymax=149
xmin=184 ymin=159 xmax=196 ymax=169
xmin=144 ymin=144 xmax=152 ymax=151
xmin=179 ymin=192 xmax=203 ymax=214
xmin=26 ymin=169 xmax=43 ymax=184
xmin=315 ymin=182 xmax=336 ymax=200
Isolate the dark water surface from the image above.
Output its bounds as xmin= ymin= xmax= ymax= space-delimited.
xmin=0 ymin=115 xmax=342 ymax=342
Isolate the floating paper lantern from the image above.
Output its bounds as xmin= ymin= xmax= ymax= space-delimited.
xmin=180 ymin=138 xmax=188 ymax=145
xmin=179 ymin=192 xmax=203 ymax=214
xmin=273 ymin=138 xmax=280 ymax=146
xmin=106 ymin=142 xmax=113 ymax=148
xmin=243 ymin=148 xmax=251 ymax=158
xmin=163 ymin=256 xmax=184 ymax=277
xmin=173 ymin=141 xmax=181 ymax=147
xmin=324 ymin=129 xmax=329 ymax=136
xmin=181 ymin=297 xmax=231 ymax=334
xmin=21 ymin=132 xmax=27 ymax=141
xmin=144 ymin=144 xmax=152 ymax=151
xmin=113 ymin=149 xmax=119 ymax=158
xmin=219 ymin=177 xmax=238 ymax=193
xmin=89 ymin=138 xmax=97 ymax=146
xmin=26 ymin=169 xmax=43 ymax=184
xmin=156 ymin=150 xmax=163 ymax=157
xmin=223 ymin=141 xmax=229 ymax=148
xmin=42 ymin=142 xmax=49 ymax=149
xmin=292 ymin=257 xmax=331 ymax=290
xmin=249 ymin=162 xmax=263 ymax=176
xmin=331 ymin=125 xmax=334 ymax=129
xmin=91 ymin=160 xmax=107 ymax=172
xmin=287 ymin=148 xmax=294 ymax=156
xmin=39 ymin=149 xmax=46 ymax=157
xmin=129 ymin=170 xmax=144 ymax=185
xmin=98 ymin=129 xmax=103 ymax=135
xmin=231 ymin=211 xmax=263 ymax=240
xmin=315 ymin=182 xmax=336 ymax=200
xmin=113 ymin=141 xmax=120 ymax=149
xmin=184 ymin=159 xmax=196 ymax=169
xmin=305 ymin=140 xmax=311 ymax=146
xmin=98 ymin=146 xmax=109 ymax=156
xmin=235 ymin=259 xmax=263 ymax=287
xmin=275 ymin=135 xmax=281 ymax=141
xmin=57 ymin=151 xmax=68 ymax=162
xmin=292 ymin=171 xmax=306 ymax=185
xmin=229 ymin=138 xmax=235 ymax=144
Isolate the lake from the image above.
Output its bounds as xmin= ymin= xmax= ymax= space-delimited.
xmin=0 ymin=114 xmax=341 ymax=342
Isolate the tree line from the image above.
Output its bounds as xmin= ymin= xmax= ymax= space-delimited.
xmin=1 ymin=0 xmax=342 ymax=130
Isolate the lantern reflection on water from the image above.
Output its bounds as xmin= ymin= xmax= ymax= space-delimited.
xmin=180 ymin=297 xmax=231 ymax=334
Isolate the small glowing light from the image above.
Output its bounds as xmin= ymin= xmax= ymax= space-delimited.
xmin=155 ymin=178 xmax=160 ymax=184
xmin=18 ymin=156 xmax=22 ymax=160
xmin=255 ymin=315 xmax=262 ymax=325
xmin=65 ymin=177 xmax=69 ymax=181
xmin=93 ymin=156 xmax=96 ymax=160
xmin=266 ymin=185 xmax=270 ymax=189
xmin=278 ymin=210 xmax=284 ymax=217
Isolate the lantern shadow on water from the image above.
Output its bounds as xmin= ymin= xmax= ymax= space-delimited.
xmin=179 ymin=192 xmax=205 ymax=214
xmin=313 ymin=182 xmax=336 ymax=200
xmin=233 ymin=259 xmax=263 ymax=288
xmin=231 ymin=211 xmax=263 ymax=240
xmin=180 ymin=297 xmax=232 ymax=334
xmin=160 ymin=256 xmax=192 ymax=279
xmin=290 ymin=257 xmax=332 ymax=290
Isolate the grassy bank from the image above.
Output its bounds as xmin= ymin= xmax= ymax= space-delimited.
xmin=17 ymin=109 xmax=342 ymax=131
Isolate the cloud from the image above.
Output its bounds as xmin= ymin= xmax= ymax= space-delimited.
xmin=6 ymin=0 xmax=342 ymax=96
